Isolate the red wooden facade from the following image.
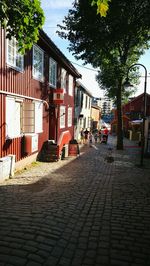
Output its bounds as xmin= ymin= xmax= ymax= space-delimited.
xmin=122 ymin=93 xmax=150 ymax=119
xmin=111 ymin=93 xmax=150 ymax=134
xmin=0 ymin=28 xmax=81 ymax=168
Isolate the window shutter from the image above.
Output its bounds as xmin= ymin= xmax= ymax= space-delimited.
xmin=21 ymin=102 xmax=35 ymax=133
xmin=6 ymin=97 xmax=21 ymax=138
xmin=69 ymin=75 xmax=73 ymax=96
xmin=60 ymin=106 xmax=66 ymax=128
xmin=14 ymin=102 xmax=21 ymax=137
xmin=35 ymin=101 xmax=43 ymax=133
xmin=6 ymin=97 xmax=15 ymax=138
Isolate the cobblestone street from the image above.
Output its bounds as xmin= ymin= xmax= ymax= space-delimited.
xmin=0 ymin=136 xmax=150 ymax=266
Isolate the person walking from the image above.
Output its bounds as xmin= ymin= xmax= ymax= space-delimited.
xmin=94 ymin=132 xmax=98 ymax=143
xmin=102 ymin=127 xmax=109 ymax=144
xmin=80 ymin=128 xmax=85 ymax=144
xmin=89 ymin=131 xmax=93 ymax=147
xmin=98 ymin=129 xmax=102 ymax=143
xmin=84 ymin=128 xmax=89 ymax=144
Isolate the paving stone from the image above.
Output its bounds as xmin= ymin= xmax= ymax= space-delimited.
xmin=0 ymin=136 xmax=150 ymax=265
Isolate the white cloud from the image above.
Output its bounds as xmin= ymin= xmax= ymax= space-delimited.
xmin=41 ymin=0 xmax=73 ymax=9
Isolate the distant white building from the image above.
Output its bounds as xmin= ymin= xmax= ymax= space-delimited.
xmin=92 ymin=97 xmax=113 ymax=115
xmin=74 ymin=81 xmax=93 ymax=141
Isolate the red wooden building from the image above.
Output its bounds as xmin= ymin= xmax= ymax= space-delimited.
xmin=111 ymin=93 xmax=150 ymax=137
xmin=0 ymin=28 xmax=81 ymax=175
xmin=122 ymin=93 xmax=150 ymax=120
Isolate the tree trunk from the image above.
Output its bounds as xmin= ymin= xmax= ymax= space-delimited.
xmin=116 ymin=80 xmax=124 ymax=150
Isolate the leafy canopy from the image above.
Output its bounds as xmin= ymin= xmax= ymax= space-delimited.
xmin=57 ymin=0 xmax=150 ymax=97
xmin=0 ymin=0 xmax=45 ymax=53
xmin=57 ymin=0 xmax=150 ymax=149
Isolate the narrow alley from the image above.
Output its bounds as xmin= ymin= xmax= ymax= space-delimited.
xmin=0 ymin=136 xmax=150 ymax=266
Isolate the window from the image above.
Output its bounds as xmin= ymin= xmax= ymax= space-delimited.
xmin=68 ymin=75 xmax=73 ymax=96
xmin=68 ymin=107 xmax=72 ymax=127
xmin=7 ymin=37 xmax=24 ymax=71
xmin=89 ymin=98 xmax=91 ymax=109
xmin=49 ymin=58 xmax=57 ymax=87
xmin=60 ymin=106 xmax=66 ymax=129
xmin=33 ymin=45 xmax=44 ymax=81
xmin=6 ymin=97 xmax=43 ymax=139
xmin=61 ymin=68 xmax=67 ymax=93
xmin=85 ymin=96 xmax=88 ymax=108
xmin=81 ymin=93 xmax=83 ymax=108
xmin=88 ymin=117 xmax=91 ymax=128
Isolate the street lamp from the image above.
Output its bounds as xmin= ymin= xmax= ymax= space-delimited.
xmin=124 ymin=63 xmax=147 ymax=167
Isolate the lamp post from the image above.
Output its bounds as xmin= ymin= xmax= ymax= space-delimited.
xmin=124 ymin=63 xmax=147 ymax=167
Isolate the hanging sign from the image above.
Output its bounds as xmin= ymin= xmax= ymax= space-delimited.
xmin=53 ymin=89 xmax=64 ymax=104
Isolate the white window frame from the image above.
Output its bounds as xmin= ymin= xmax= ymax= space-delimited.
xmin=61 ymin=68 xmax=67 ymax=93
xmin=68 ymin=75 xmax=73 ymax=96
xmin=60 ymin=106 xmax=66 ymax=129
xmin=49 ymin=57 xmax=57 ymax=88
xmin=33 ymin=45 xmax=44 ymax=81
xmin=5 ymin=97 xmax=43 ymax=139
xmin=68 ymin=107 xmax=72 ymax=127
xmin=6 ymin=37 xmax=24 ymax=72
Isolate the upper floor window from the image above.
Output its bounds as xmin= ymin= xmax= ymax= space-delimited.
xmin=7 ymin=37 xmax=24 ymax=72
xmin=61 ymin=68 xmax=67 ymax=93
xmin=33 ymin=45 xmax=44 ymax=81
xmin=75 ymin=88 xmax=80 ymax=107
xmin=60 ymin=106 xmax=66 ymax=129
xmin=85 ymin=95 xmax=88 ymax=108
xmin=89 ymin=98 xmax=91 ymax=109
xmin=68 ymin=75 xmax=73 ymax=96
xmin=49 ymin=57 xmax=57 ymax=88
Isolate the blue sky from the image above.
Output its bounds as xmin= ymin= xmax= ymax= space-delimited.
xmin=41 ymin=0 xmax=150 ymax=97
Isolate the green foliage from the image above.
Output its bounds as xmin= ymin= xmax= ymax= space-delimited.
xmin=0 ymin=0 xmax=45 ymax=53
xmin=57 ymin=0 xmax=150 ymax=148
xmin=57 ymin=0 xmax=150 ymax=93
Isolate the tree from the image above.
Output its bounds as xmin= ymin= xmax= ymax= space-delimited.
xmin=0 ymin=0 xmax=45 ymax=53
xmin=57 ymin=0 xmax=150 ymax=149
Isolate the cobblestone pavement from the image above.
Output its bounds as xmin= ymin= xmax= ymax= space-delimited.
xmin=0 ymin=136 xmax=150 ymax=266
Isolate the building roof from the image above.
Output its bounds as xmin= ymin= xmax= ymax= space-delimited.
xmin=123 ymin=92 xmax=150 ymax=107
xmin=39 ymin=30 xmax=81 ymax=79
xmin=76 ymin=80 xmax=93 ymax=97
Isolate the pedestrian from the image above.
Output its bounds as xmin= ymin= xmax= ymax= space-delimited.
xmin=94 ymin=132 xmax=98 ymax=143
xmin=102 ymin=127 xmax=109 ymax=144
xmin=98 ymin=129 xmax=102 ymax=143
xmin=89 ymin=132 xmax=93 ymax=147
xmin=84 ymin=128 xmax=89 ymax=144
xmin=80 ymin=128 xmax=85 ymax=144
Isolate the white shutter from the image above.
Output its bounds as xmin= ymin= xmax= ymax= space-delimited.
xmin=6 ymin=97 xmax=21 ymax=138
xmin=69 ymin=75 xmax=73 ymax=96
xmin=35 ymin=101 xmax=43 ymax=133
xmin=60 ymin=106 xmax=66 ymax=128
xmin=61 ymin=68 xmax=67 ymax=93
xmin=14 ymin=102 xmax=21 ymax=137
xmin=6 ymin=97 xmax=15 ymax=138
